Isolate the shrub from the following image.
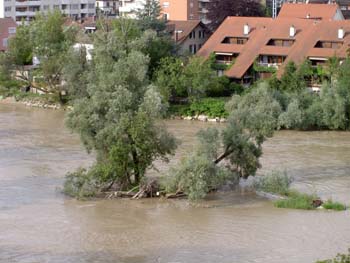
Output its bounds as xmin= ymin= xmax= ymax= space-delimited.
xmin=165 ymin=154 xmax=236 ymax=201
xmin=274 ymin=190 xmax=317 ymax=210
xmin=253 ymin=170 xmax=293 ymax=196
xmin=316 ymin=249 xmax=350 ymax=263
xmin=188 ymin=98 xmax=228 ymax=118
xmin=323 ymin=199 xmax=346 ymax=211
xmin=63 ymin=167 xmax=98 ymax=199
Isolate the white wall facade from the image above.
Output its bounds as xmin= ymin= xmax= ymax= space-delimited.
xmin=118 ymin=0 xmax=146 ymax=18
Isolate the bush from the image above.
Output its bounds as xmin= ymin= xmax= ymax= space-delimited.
xmin=316 ymin=249 xmax=350 ymax=263
xmin=186 ymin=98 xmax=228 ymax=118
xmin=323 ymin=199 xmax=347 ymax=211
xmin=274 ymin=190 xmax=317 ymax=210
xmin=165 ymin=154 xmax=236 ymax=201
xmin=63 ymin=167 xmax=98 ymax=199
xmin=253 ymin=170 xmax=293 ymax=196
xmin=206 ymin=76 xmax=244 ymax=97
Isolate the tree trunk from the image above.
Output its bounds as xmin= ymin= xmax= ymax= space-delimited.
xmin=214 ymin=148 xmax=233 ymax=164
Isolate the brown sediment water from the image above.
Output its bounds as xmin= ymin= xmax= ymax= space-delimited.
xmin=0 ymin=103 xmax=350 ymax=263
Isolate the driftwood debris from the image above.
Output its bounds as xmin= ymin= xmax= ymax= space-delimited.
xmin=104 ymin=180 xmax=187 ymax=200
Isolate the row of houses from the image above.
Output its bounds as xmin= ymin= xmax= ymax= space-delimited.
xmin=196 ymin=3 xmax=350 ymax=85
xmin=1 ymin=2 xmax=350 ymax=88
xmin=2 ymin=0 xmax=350 ymax=25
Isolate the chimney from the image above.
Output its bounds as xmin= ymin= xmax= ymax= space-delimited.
xmin=290 ymin=25 xmax=296 ymax=37
xmin=243 ymin=23 xmax=250 ymax=35
xmin=338 ymin=27 xmax=345 ymax=39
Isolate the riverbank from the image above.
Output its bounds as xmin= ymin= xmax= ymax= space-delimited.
xmin=0 ymin=96 xmax=73 ymax=111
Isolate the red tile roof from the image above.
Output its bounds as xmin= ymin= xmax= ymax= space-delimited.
xmin=197 ymin=8 xmax=350 ymax=79
xmin=166 ymin=20 xmax=207 ymax=44
xmin=0 ymin=18 xmax=17 ymax=52
xmin=278 ymin=3 xmax=342 ymax=20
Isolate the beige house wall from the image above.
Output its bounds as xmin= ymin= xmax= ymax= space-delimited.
xmin=177 ymin=24 xmax=209 ymax=55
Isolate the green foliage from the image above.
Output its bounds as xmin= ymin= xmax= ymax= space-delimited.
xmin=62 ymin=46 xmax=90 ymax=100
xmin=63 ymin=167 xmax=100 ymax=199
xmin=279 ymin=61 xmax=303 ymax=91
xmin=155 ymin=56 xmax=215 ymax=101
xmin=322 ymin=199 xmax=347 ymax=211
xmin=316 ymin=249 xmax=350 ymax=263
xmin=136 ymin=0 xmax=166 ymax=32
xmin=253 ymin=170 xmax=293 ymax=196
xmin=65 ymin=20 xmax=177 ymax=195
xmin=8 ymin=24 xmax=33 ymax=66
xmin=253 ymin=61 xmax=277 ymax=73
xmin=186 ymin=98 xmax=228 ymax=118
xmin=206 ymin=76 xmax=244 ymax=97
xmin=274 ymin=190 xmax=317 ymax=210
xmin=165 ymin=128 xmax=238 ymax=200
xmin=155 ymin=56 xmax=187 ymax=100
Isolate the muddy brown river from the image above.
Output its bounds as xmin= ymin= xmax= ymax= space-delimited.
xmin=0 ymin=103 xmax=350 ymax=263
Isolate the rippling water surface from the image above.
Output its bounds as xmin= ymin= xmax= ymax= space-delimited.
xmin=0 ymin=103 xmax=350 ymax=263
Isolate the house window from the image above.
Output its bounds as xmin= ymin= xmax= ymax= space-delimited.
xmin=189 ymin=44 xmax=193 ymax=53
xmin=88 ymin=3 xmax=95 ymax=8
xmin=43 ymin=5 xmax=49 ymax=10
xmin=5 ymin=6 xmax=11 ymax=12
xmin=163 ymin=2 xmax=169 ymax=8
xmin=189 ymin=31 xmax=196 ymax=39
xmin=193 ymin=44 xmax=197 ymax=53
xmin=8 ymin=27 xmax=16 ymax=34
xmin=3 ymin=38 xmax=8 ymax=47
xmin=198 ymin=30 xmax=202 ymax=38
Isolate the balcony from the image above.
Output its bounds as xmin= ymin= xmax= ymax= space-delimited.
xmin=15 ymin=1 xmax=41 ymax=6
xmin=254 ymin=62 xmax=279 ymax=73
xmin=16 ymin=10 xmax=37 ymax=16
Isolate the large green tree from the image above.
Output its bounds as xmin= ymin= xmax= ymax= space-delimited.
xmin=166 ymin=83 xmax=281 ymax=199
xmin=31 ymin=11 xmax=77 ymax=95
xmin=65 ymin=19 xmax=177 ymax=196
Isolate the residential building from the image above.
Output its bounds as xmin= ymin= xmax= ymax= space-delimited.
xmin=266 ymin=0 xmax=350 ymax=19
xmin=197 ymin=4 xmax=350 ymax=83
xmin=160 ymin=0 xmax=211 ymax=24
xmin=167 ymin=20 xmax=210 ymax=55
xmin=0 ymin=0 xmax=95 ymax=24
xmin=0 ymin=17 xmax=16 ymax=52
xmin=96 ymin=0 xmax=119 ymax=16
xmin=118 ymin=0 xmax=145 ymax=18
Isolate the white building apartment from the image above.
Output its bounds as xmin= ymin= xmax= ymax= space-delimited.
xmin=96 ymin=0 xmax=119 ymax=16
xmin=0 ymin=0 xmax=95 ymax=24
xmin=118 ymin=0 xmax=146 ymax=18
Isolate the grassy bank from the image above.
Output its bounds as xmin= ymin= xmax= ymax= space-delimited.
xmin=254 ymin=171 xmax=347 ymax=211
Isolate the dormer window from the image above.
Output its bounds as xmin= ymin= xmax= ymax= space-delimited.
xmin=267 ymin=39 xmax=294 ymax=47
xmin=314 ymin=41 xmax=343 ymax=49
xmin=222 ymin=36 xmax=248 ymax=45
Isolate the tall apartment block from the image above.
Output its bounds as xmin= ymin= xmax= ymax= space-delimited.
xmin=160 ymin=0 xmax=211 ymax=24
xmin=0 ymin=0 xmax=95 ymax=23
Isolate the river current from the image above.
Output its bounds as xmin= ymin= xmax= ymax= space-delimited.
xmin=0 ymin=103 xmax=350 ymax=263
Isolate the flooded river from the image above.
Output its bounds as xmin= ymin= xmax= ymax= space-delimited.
xmin=0 ymin=103 xmax=350 ymax=263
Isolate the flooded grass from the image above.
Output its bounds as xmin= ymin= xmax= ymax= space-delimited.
xmin=323 ymin=199 xmax=347 ymax=211
xmin=274 ymin=190 xmax=316 ymax=210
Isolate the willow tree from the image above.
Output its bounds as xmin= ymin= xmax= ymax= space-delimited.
xmin=64 ymin=19 xmax=177 ymax=197
xmin=166 ymin=83 xmax=281 ymax=200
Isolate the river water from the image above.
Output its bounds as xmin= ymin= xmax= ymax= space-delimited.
xmin=0 ymin=103 xmax=350 ymax=263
